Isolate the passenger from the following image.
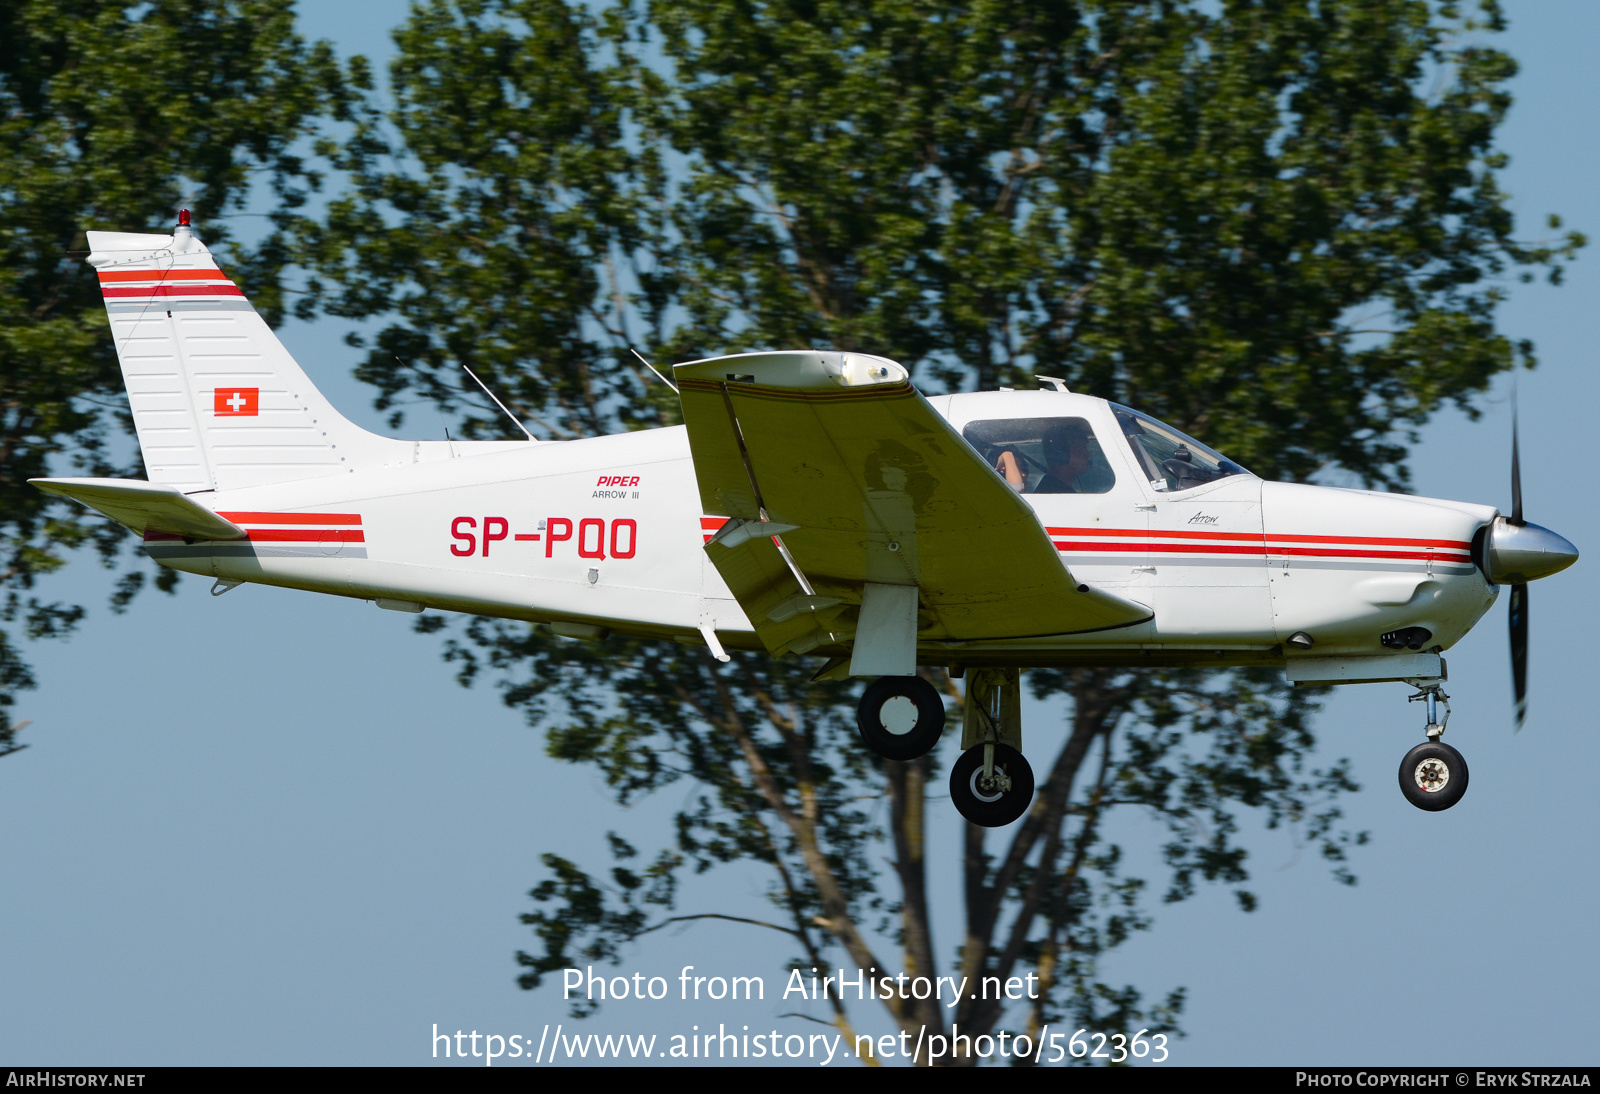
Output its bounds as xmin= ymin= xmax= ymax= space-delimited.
xmin=994 ymin=422 xmax=1095 ymax=494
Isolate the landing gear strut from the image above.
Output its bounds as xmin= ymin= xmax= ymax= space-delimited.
xmin=950 ymin=667 xmax=1034 ymax=827
xmin=1399 ymin=683 xmax=1468 ymax=811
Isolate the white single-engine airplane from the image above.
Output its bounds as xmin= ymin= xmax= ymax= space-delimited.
xmin=34 ymin=214 xmax=1578 ymax=826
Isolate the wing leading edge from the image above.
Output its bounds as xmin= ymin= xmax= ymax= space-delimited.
xmin=675 ymin=351 xmax=1150 ymax=662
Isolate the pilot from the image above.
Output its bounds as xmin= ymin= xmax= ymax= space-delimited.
xmin=995 ymin=421 xmax=1095 ymax=494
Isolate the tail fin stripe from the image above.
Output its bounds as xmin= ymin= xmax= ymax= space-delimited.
xmin=99 ymin=269 xmax=227 ymax=282
xmin=103 ymin=285 xmax=243 ymax=299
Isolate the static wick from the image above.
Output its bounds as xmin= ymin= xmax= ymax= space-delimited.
xmin=631 ymin=347 xmax=679 ymax=394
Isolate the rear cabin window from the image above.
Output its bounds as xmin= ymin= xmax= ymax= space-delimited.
xmin=961 ymin=417 xmax=1116 ymax=495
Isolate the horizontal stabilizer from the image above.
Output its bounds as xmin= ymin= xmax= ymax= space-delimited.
xmin=29 ymin=477 xmax=245 ymax=541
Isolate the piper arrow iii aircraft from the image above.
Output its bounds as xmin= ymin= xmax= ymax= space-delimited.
xmin=33 ymin=214 xmax=1579 ymax=826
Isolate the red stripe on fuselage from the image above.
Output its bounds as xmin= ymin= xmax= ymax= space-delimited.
xmin=1046 ymin=526 xmax=1469 ymax=550
xmin=218 ymin=512 xmax=362 ymax=526
xmin=241 ymin=529 xmax=365 ymax=543
xmin=1051 ymin=537 xmax=1471 ymax=563
xmin=142 ymin=524 xmax=364 ymax=544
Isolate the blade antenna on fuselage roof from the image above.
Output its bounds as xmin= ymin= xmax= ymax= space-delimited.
xmin=460 ymin=363 xmax=537 ymax=441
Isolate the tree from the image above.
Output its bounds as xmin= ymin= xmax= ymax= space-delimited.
xmin=0 ymin=0 xmax=350 ymax=734
xmin=299 ymin=0 xmax=1579 ymax=1064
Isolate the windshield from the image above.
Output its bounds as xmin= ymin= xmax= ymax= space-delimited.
xmin=1110 ymin=404 xmax=1251 ymax=492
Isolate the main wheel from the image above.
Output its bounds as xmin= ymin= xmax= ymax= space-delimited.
xmin=1398 ymin=741 xmax=1469 ymax=811
xmin=856 ymin=675 xmax=946 ymax=761
xmin=949 ymin=744 xmax=1035 ymax=827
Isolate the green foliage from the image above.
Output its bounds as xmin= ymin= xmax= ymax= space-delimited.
xmin=644 ymin=0 xmax=1583 ymax=486
xmin=517 ymin=834 xmax=681 ymax=1016
xmin=0 ymin=0 xmax=350 ymax=726
xmin=303 ymin=0 xmax=1573 ymax=1063
xmin=0 ymin=718 xmax=27 ymax=759
xmin=306 ymin=0 xmax=1579 ymax=483
xmin=295 ymin=0 xmax=669 ymax=438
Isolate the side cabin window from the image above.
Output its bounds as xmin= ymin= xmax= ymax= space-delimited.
xmin=1110 ymin=404 xmax=1251 ymax=492
xmin=962 ymin=417 xmax=1116 ymax=495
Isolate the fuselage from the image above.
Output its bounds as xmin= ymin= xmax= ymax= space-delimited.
xmin=143 ymin=389 xmax=1500 ymax=670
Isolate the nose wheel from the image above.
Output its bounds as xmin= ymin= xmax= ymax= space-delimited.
xmin=1398 ymin=683 xmax=1468 ymax=811
xmin=1398 ymin=741 xmax=1469 ymax=811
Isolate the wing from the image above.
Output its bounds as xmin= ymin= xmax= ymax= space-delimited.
xmin=675 ymin=351 xmax=1150 ymax=660
xmin=29 ymin=477 xmax=246 ymax=541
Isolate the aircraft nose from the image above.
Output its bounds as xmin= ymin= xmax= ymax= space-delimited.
xmin=1485 ymin=516 xmax=1579 ymax=583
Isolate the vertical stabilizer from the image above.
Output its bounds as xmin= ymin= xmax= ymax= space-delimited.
xmin=87 ymin=213 xmax=405 ymax=492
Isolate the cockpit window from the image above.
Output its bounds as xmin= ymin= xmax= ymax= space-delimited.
xmin=961 ymin=417 xmax=1116 ymax=495
xmin=1110 ymin=404 xmax=1251 ymax=492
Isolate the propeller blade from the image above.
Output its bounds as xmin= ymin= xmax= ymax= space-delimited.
xmin=1509 ymin=581 xmax=1528 ymax=729
xmin=1510 ymin=385 xmax=1524 ymax=526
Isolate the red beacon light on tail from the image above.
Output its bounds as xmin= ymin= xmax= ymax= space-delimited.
xmin=177 ymin=208 xmax=191 ymax=227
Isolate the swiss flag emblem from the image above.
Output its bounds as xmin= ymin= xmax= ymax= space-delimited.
xmin=214 ymin=387 xmax=259 ymax=416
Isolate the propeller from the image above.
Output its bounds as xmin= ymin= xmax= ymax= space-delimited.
xmin=1509 ymin=390 xmax=1528 ymax=729
xmin=1509 ymin=579 xmax=1528 ymax=728
xmin=1480 ymin=385 xmax=1577 ymax=729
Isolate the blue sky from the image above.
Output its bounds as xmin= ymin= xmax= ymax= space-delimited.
xmin=1 ymin=1 xmax=1595 ymax=1066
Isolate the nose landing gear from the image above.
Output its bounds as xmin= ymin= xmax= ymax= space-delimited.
xmin=1399 ymin=683 xmax=1468 ymax=811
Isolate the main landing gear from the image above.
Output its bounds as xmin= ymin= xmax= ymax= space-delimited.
xmin=950 ymin=743 xmax=1035 ymax=828
xmin=855 ymin=667 xmax=1035 ymax=827
xmin=1398 ymin=683 xmax=1468 ymax=811
xmin=856 ymin=676 xmax=946 ymax=761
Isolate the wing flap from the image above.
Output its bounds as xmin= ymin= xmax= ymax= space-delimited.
xmin=705 ymin=519 xmax=853 ymax=655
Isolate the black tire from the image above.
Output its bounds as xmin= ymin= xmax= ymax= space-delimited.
xmin=949 ymin=744 xmax=1035 ymax=827
xmin=856 ymin=676 xmax=946 ymax=761
xmin=1398 ymin=741 xmax=1469 ymax=812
